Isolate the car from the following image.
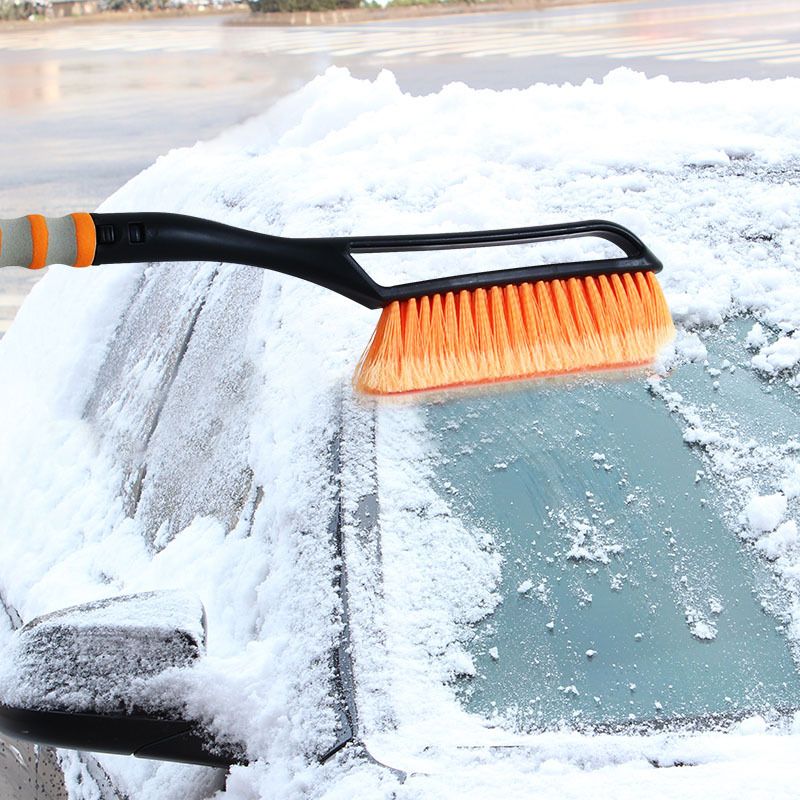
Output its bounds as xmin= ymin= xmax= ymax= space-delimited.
xmin=1 ymin=66 xmax=799 ymax=800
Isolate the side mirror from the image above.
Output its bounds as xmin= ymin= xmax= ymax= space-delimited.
xmin=0 ymin=592 xmax=241 ymax=767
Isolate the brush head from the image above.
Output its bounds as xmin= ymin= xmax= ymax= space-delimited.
xmin=354 ymin=271 xmax=674 ymax=395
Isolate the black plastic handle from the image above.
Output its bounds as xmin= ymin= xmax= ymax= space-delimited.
xmin=349 ymin=220 xmax=662 ymax=304
xmin=92 ymin=212 xmax=384 ymax=307
xmin=91 ymin=213 xmax=662 ymax=310
xmin=347 ymin=219 xmax=648 ymax=255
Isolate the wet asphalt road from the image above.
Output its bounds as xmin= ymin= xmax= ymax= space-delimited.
xmin=1 ymin=0 xmax=800 ymax=329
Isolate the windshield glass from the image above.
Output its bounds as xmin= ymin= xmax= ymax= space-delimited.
xmin=423 ymin=318 xmax=800 ymax=730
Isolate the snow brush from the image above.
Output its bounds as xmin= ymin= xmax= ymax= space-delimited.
xmin=0 ymin=212 xmax=674 ymax=394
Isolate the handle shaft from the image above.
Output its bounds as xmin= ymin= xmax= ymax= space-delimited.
xmin=91 ymin=212 xmax=385 ymax=308
xmin=0 ymin=214 xmax=96 ymax=270
xmin=91 ymin=213 xmax=662 ymax=309
xmin=2 ymin=212 xmax=663 ymax=311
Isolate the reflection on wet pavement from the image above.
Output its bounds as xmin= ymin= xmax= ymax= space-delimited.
xmin=0 ymin=17 xmax=317 ymax=335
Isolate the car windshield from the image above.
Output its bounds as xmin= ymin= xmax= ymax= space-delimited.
xmin=415 ymin=318 xmax=800 ymax=731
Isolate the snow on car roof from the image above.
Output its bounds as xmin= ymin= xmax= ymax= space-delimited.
xmin=0 ymin=66 xmax=799 ymax=798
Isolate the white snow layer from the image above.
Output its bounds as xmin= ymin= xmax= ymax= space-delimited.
xmin=0 ymin=591 xmax=206 ymax=714
xmin=0 ymin=67 xmax=799 ymax=798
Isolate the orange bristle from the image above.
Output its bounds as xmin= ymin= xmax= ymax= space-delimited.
xmin=354 ymin=272 xmax=675 ymax=395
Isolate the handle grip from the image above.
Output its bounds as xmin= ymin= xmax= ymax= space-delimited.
xmin=0 ymin=214 xmax=96 ymax=270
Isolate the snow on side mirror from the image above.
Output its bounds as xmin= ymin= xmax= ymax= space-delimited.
xmin=0 ymin=591 xmax=240 ymax=767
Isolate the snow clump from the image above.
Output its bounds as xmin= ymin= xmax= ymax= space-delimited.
xmin=741 ymin=493 xmax=788 ymax=537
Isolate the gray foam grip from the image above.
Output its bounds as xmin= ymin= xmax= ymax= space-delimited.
xmin=46 ymin=216 xmax=78 ymax=267
xmin=0 ymin=215 xmax=78 ymax=269
xmin=0 ymin=217 xmax=33 ymax=269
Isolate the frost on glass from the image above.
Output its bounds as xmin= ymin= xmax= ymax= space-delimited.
xmin=426 ymin=320 xmax=800 ymax=731
xmin=84 ymin=264 xmax=262 ymax=550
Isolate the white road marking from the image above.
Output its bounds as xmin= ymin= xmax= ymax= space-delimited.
xmin=697 ymin=45 xmax=800 ymax=61
xmin=468 ymin=33 xmax=677 ymax=57
xmin=457 ymin=34 xmax=618 ymax=57
xmin=377 ymin=32 xmax=566 ymax=58
xmin=562 ymin=37 xmax=740 ymax=58
xmin=660 ymin=40 xmax=797 ymax=60
xmin=522 ymin=34 xmax=696 ymax=56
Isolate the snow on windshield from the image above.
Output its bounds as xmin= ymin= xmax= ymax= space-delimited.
xmin=0 ymin=67 xmax=799 ymax=798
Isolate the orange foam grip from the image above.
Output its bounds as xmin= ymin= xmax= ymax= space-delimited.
xmin=71 ymin=212 xmax=96 ymax=268
xmin=26 ymin=214 xmax=49 ymax=270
